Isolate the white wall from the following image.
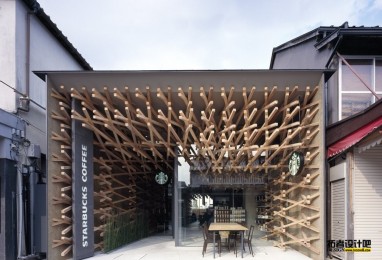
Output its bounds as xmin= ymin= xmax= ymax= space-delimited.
xmin=0 ymin=0 xmax=17 ymax=112
xmin=13 ymin=0 xmax=83 ymax=154
xmin=28 ymin=8 xmax=83 ymax=106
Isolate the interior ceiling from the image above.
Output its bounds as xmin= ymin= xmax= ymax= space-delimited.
xmin=48 ymin=70 xmax=324 ymax=177
xmin=70 ymin=87 xmax=318 ymax=176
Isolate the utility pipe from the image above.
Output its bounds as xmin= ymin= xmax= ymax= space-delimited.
xmin=26 ymin=12 xmax=32 ymax=102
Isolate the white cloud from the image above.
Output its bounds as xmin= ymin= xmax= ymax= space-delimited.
xmin=37 ymin=0 xmax=382 ymax=70
xmin=371 ymin=0 xmax=382 ymax=9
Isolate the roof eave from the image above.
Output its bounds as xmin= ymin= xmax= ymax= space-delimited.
xmin=326 ymin=98 xmax=382 ymax=146
xmin=315 ymin=29 xmax=382 ymax=50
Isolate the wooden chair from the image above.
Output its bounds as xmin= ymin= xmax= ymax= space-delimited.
xmin=202 ymin=224 xmax=221 ymax=257
xmin=245 ymin=225 xmax=255 ymax=256
xmin=234 ymin=225 xmax=254 ymax=257
xmin=228 ymin=231 xmax=239 ymax=252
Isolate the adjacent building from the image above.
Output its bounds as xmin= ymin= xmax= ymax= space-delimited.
xmin=270 ymin=22 xmax=382 ymax=124
xmin=271 ymin=22 xmax=382 ymax=259
xmin=0 ymin=0 xmax=91 ymax=259
xmin=327 ymin=99 xmax=382 ymax=260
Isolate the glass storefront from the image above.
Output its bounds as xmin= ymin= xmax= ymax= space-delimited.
xmin=174 ymin=156 xmax=271 ymax=247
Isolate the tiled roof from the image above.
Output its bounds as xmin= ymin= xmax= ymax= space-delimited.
xmin=270 ymin=22 xmax=382 ymax=68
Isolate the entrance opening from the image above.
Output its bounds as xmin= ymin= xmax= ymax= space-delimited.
xmin=175 ymin=157 xmax=273 ymax=248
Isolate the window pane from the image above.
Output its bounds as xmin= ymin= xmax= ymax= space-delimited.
xmin=342 ymin=60 xmax=372 ymax=91
xmin=342 ymin=93 xmax=373 ymax=119
xmin=376 ymin=60 xmax=382 ymax=92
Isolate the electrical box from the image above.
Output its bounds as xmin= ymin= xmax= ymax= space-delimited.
xmin=28 ymin=144 xmax=41 ymax=158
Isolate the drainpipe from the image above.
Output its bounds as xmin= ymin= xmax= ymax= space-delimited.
xmin=26 ymin=11 xmax=31 ymax=100
xmin=19 ymin=11 xmax=33 ymax=112
xmin=324 ymin=80 xmax=329 ymax=259
xmin=29 ymin=168 xmax=35 ymax=256
xmin=17 ymin=164 xmax=25 ymax=258
xmin=15 ymin=5 xmax=45 ymax=112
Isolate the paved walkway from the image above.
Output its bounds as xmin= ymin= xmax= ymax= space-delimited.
xmin=89 ymin=235 xmax=312 ymax=260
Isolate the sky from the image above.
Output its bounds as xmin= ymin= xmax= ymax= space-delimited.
xmin=37 ymin=0 xmax=382 ymax=70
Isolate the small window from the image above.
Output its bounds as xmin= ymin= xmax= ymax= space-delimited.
xmin=376 ymin=60 xmax=382 ymax=92
xmin=341 ymin=93 xmax=373 ymax=119
xmin=342 ymin=60 xmax=372 ymax=91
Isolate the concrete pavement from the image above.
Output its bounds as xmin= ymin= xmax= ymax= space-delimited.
xmin=88 ymin=235 xmax=312 ymax=260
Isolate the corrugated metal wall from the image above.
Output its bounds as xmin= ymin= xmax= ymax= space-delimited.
xmin=331 ymin=179 xmax=345 ymax=260
xmin=354 ymin=144 xmax=382 ymax=259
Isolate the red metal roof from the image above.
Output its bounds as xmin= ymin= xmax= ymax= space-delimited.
xmin=327 ymin=116 xmax=382 ymax=158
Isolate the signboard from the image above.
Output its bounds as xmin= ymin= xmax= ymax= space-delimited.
xmin=288 ymin=151 xmax=304 ymax=176
xmin=190 ymin=173 xmax=265 ymax=187
xmin=155 ymin=171 xmax=168 ymax=185
xmin=72 ymin=100 xmax=94 ymax=259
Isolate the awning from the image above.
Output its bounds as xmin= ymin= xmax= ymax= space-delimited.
xmin=358 ymin=135 xmax=382 ymax=153
xmin=327 ymin=116 xmax=382 ymax=158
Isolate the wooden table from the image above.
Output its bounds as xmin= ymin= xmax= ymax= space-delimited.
xmin=208 ymin=223 xmax=248 ymax=258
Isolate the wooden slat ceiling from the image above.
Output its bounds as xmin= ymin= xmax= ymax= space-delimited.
xmin=68 ymin=84 xmax=319 ymax=175
xmin=47 ymin=71 xmax=325 ymax=258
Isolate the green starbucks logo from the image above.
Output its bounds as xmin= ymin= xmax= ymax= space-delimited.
xmin=155 ymin=171 xmax=168 ymax=185
xmin=288 ymin=151 xmax=304 ymax=176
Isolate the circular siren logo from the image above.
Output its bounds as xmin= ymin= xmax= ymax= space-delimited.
xmin=288 ymin=151 xmax=304 ymax=176
xmin=155 ymin=171 xmax=168 ymax=185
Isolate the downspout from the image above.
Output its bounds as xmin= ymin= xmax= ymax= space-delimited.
xmin=26 ymin=12 xmax=31 ymax=100
xmin=19 ymin=11 xmax=33 ymax=112
xmin=22 ymin=171 xmax=31 ymax=255
xmin=29 ymin=168 xmax=35 ymax=256
xmin=17 ymin=165 xmax=25 ymax=258
xmin=324 ymin=58 xmax=331 ymax=260
xmin=323 ymin=79 xmax=330 ymax=259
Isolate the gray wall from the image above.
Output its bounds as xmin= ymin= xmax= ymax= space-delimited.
xmin=272 ymin=38 xmax=333 ymax=70
xmin=327 ymin=61 xmax=340 ymax=124
xmin=271 ymin=38 xmax=340 ymax=125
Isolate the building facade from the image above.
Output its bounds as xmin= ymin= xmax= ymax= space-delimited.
xmin=326 ymin=100 xmax=382 ymax=260
xmin=270 ymin=22 xmax=382 ymax=124
xmin=43 ymin=70 xmax=329 ymax=260
xmin=271 ymin=22 xmax=382 ymax=260
xmin=0 ymin=0 xmax=91 ymax=259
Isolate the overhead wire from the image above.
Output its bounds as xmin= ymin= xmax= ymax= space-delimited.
xmin=0 ymin=80 xmax=46 ymax=110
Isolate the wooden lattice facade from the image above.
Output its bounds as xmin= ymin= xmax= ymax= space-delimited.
xmin=46 ymin=70 xmax=326 ymax=260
